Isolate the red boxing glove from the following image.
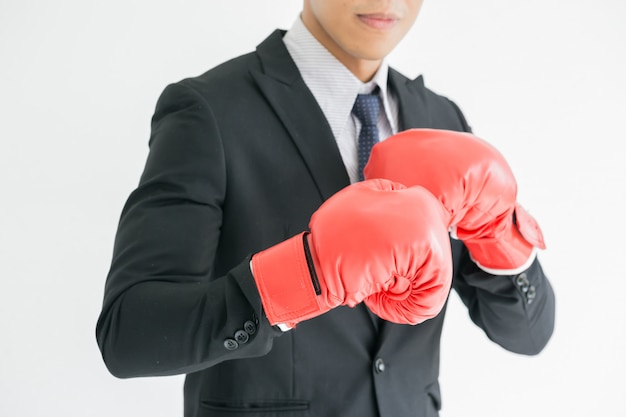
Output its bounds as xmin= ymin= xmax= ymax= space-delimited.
xmin=251 ymin=179 xmax=453 ymax=326
xmin=364 ymin=129 xmax=546 ymax=275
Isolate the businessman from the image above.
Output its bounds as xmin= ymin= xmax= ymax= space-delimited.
xmin=96 ymin=1 xmax=555 ymax=416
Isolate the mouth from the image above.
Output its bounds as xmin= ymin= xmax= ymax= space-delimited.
xmin=357 ymin=13 xmax=400 ymax=30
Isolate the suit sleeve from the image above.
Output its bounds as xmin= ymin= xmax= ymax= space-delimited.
xmin=95 ymin=82 xmax=282 ymax=378
xmin=452 ymin=244 xmax=555 ymax=354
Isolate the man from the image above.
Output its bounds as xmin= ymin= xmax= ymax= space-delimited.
xmin=96 ymin=1 xmax=555 ymax=416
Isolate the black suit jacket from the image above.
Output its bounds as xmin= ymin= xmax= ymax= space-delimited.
xmin=96 ymin=30 xmax=555 ymax=417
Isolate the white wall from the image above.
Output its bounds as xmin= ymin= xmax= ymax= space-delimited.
xmin=1 ymin=1 xmax=624 ymax=416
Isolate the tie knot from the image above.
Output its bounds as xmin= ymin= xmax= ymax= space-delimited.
xmin=352 ymin=93 xmax=380 ymax=127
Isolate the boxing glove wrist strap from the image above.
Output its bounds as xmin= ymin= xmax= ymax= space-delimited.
xmin=461 ymin=224 xmax=537 ymax=275
xmin=456 ymin=204 xmax=545 ymax=275
xmin=251 ymin=232 xmax=326 ymax=327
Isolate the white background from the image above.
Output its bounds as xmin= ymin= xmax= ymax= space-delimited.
xmin=1 ymin=1 xmax=625 ymax=416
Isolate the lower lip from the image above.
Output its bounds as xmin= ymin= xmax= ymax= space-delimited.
xmin=358 ymin=15 xmax=399 ymax=30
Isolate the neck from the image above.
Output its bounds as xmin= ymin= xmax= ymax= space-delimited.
xmin=345 ymin=59 xmax=381 ymax=83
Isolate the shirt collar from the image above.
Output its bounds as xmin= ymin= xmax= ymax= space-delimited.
xmin=283 ymin=16 xmax=396 ymax=138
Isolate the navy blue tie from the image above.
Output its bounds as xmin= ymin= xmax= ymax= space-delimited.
xmin=352 ymin=92 xmax=381 ymax=181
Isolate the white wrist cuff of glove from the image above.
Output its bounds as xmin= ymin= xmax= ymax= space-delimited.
xmin=470 ymin=247 xmax=538 ymax=276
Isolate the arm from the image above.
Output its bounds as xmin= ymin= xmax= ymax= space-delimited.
xmin=364 ymin=128 xmax=555 ymax=353
xmin=96 ymin=82 xmax=456 ymax=378
xmin=96 ymin=82 xmax=282 ymax=378
xmin=452 ymin=242 xmax=555 ymax=355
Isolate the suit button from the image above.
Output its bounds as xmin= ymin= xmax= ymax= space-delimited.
xmin=244 ymin=320 xmax=257 ymax=335
xmin=235 ymin=330 xmax=249 ymax=344
xmin=515 ymin=273 xmax=530 ymax=291
xmin=515 ymin=274 xmax=530 ymax=287
xmin=526 ymin=285 xmax=537 ymax=304
xmin=374 ymin=358 xmax=386 ymax=374
xmin=224 ymin=338 xmax=239 ymax=350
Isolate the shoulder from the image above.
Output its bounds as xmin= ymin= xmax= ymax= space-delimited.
xmin=161 ymin=30 xmax=292 ymax=107
xmin=390 ymin=68 xmax=472 ymax=132
xmin=422 ymin=84 xmax=471 ymax=131
xmin=149 ymin=50 xmax=266 ymax=122
xmin=181 ymin=51 xmax=261 ymax=96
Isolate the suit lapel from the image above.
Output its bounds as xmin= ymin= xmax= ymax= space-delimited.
xmin=389 ymin=69 xmax=432 ymax=131
xmin=250 ymin=30 xmax=351 ymax=201
xmin=250 ymin=34 xmax=433 ymax=201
